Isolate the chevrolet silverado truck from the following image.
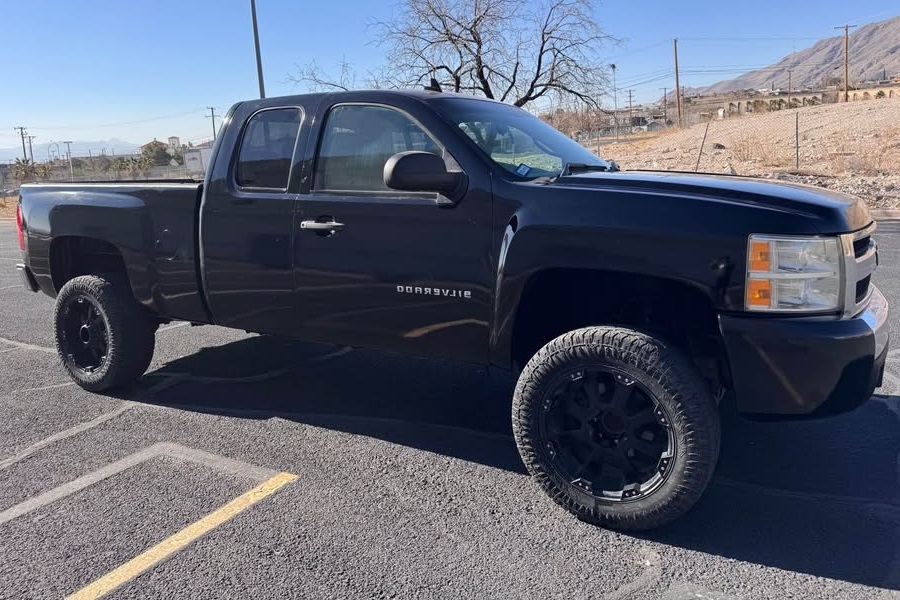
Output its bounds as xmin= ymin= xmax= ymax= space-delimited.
xmin=15 ymin=89 xmax=889 ymax=530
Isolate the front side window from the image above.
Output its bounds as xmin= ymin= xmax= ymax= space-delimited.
xmin=314 ymin=105 xmax=442 ymax=192
xmin=236 ymin=107 xmax=302 ymax=190
xmin=432 ymin=98 xmax=610 ymax=179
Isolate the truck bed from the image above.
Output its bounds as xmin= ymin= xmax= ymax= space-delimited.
xmin=18 ymin=181 xmax=209 ymax=323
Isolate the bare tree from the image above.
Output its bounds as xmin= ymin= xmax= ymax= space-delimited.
xmin=291 ymin=0 xmax=614 ymax=110
xmin=292 ymin=58 xmax=365 ymax=92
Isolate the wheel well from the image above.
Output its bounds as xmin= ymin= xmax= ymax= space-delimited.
xmin=50 ymin=237 xmax=128 ymax=294
xmin=511 ymin=269 xmax=730 ymax=395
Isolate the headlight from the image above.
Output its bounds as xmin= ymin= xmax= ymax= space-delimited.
xmin=745 ymin=235 xmax=842 ymax=312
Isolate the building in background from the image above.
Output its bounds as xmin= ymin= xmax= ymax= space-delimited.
xmin=184 ymin=148 xmax=213 ymax=176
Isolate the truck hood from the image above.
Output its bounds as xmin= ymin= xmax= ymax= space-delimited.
xmin=554 ymin=170 xmax=872 ymax=233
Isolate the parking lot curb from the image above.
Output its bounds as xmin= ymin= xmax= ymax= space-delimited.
xmin=873 ymin=210 xmax=900 ymax=222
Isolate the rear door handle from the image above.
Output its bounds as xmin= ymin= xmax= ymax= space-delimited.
xmin=300 ymin=219 xmax=345 ymax=234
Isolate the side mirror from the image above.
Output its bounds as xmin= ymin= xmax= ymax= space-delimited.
xmin=383 ymin=151 xmax=465 ymax=196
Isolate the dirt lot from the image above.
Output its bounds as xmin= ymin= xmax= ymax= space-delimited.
xmin=602 ymin=98 xmax=900 ymax=209
xmin=0 ymin=196 xmax=15 ymax=219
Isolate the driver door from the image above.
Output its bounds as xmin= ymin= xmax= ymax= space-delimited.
xmin=292 ymin=102 xmax=494 ymax=362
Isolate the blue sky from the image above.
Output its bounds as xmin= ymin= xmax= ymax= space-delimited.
xmin=1 ymin=0 xmax=896 ymax=159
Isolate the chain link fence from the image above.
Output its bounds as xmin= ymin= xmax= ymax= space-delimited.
xmin=596 ymin=99 xmax=900 ymax=178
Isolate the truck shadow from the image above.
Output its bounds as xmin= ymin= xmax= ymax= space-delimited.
xmin=134 ymin=335 xmax=900 ymax=591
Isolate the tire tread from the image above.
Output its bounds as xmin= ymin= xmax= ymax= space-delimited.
xmin=512 ymin=326 xmax=720 ymax=531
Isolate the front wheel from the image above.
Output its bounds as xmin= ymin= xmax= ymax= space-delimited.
xmin=53 ymin=274 xmax=157 ymax=392
xmin=512 ymin=326 xmax=720 ymax=531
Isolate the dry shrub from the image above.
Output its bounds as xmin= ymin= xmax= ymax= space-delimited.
xmin=825 ymin=130 xmax=900 ymax=175
xmin=733 ymin=133 xmax=755 ymax=162
xmin=730 ymin=133 xmax=790 ymax=167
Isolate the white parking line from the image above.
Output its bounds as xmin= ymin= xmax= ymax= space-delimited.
xmin=599 ymin=548 xmax=661 ymax=600
xmin=0 ymin=336 xmax=55 ymax=354
xmin=0 ymin=404 xmax=135 ymax=472
xmin=12 ymin=381 xmax=77 ymax=393
xmin=0 ymin=442 xmax=279 ymax=526
xmin=0 ymin=376 xmax=184 ymax=471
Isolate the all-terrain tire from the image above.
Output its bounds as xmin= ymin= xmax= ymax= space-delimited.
xmin=53 ymin=274 xmax=157 ymax=392
xmin=512 ymin=326 xmax=720 ymax=531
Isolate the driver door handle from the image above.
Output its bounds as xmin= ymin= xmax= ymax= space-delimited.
xmin=300 ymin=219 xmax=345 ymax=234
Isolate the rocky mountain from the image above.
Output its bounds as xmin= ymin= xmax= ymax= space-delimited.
xmin=697 ymin=16 xmax=900 ymax=95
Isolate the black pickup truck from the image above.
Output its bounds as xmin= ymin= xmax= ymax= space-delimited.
xmin=15 ymin=89 xmax=888 ymax=530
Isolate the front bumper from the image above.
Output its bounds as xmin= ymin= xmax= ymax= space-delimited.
xmin=16 ymin=263 xmax=39 ymax=293
xmin=720 ymin=285 xmax=889 ymax=417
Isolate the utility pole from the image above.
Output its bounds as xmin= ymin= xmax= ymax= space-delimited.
xmin=62 ymin=141 xmax=74 ymax=180
xmin=250 ymin=0 xmax=266 ymax=98
xmin=787 ymin=70 xmax=792 ymax=108
xmin=627 ymin=90 xmax=634 ymax=136
xmin=206 ymin=106 xmax=218 ymax=139
xmin=659 ymin=87 xmax=668 ymax=124
xmin=673 ymin=39 xmax=683 ymax=127
xmin=834 ymin=24 xmax=857 ymax=102
xmin=610 ymin=63 xmax=618 ymax=141
xmin=14 ymin=127 xmax=28 ymax=161
xmin=25 ymin=135 xmax=36 ymax=163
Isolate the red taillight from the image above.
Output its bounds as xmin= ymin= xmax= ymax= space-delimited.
xmin=16 ymin=203 xmax=25 ymax=251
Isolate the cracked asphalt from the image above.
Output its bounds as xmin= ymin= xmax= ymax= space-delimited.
xmin=0 ymin=220 xmax=899 ymax=599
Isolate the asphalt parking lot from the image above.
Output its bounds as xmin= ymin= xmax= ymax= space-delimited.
xmin=1 ymin=219 xmax=899 ymax=600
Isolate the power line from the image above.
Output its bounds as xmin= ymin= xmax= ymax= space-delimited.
xmin=25 ymin=109 xmax=207 ymax=131
xmin=680 ymin=36 xmax=822 ymax=42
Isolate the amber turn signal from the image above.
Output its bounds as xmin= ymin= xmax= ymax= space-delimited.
xmin=746 ymin=279 xmax=771 ymax=307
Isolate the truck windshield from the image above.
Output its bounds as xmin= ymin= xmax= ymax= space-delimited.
xmin=431 ymin=97 xmax=611 ymax=179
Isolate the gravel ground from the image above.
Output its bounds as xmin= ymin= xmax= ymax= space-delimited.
xmin=0 ymin=197 xmax=15 ymax=219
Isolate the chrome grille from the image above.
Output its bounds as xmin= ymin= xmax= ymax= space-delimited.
xmin=856 ymin=275 xmax=871 ymax=304
xmin=841 ymin=222 xmax=877 ymax=317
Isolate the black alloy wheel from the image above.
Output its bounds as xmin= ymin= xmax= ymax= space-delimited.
xmin=539 ymin=366 xmax=674 ymax=502
xmin=53 ymin=274 xmax=157 ymax=392
xmin=59 ymin=293 xmax=109 ymax=374
xmin=512 ymin=326 xmax=721 ymax=531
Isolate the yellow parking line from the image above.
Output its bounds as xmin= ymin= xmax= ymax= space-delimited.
xmin=67 ymin=472 xmax=298 ymax=600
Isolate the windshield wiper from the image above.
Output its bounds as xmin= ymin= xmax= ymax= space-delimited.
xmin=530 ymin=161 xmax=620 ymax=185
xmin=559 ymin=161 xmax=619 ymax=177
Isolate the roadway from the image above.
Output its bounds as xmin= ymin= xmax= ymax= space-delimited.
xmin=0 ymin=220 xmax=898 ymax=599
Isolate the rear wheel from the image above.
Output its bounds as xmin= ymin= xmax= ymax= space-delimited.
xmin=53 ymin=275 xmax=156 ymax=392
xmin=512 ymin=326 xmax=720 ymax=530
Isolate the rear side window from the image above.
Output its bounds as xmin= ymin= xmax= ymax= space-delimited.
xmin=236 ymin=108 xmax=302 ymax=190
